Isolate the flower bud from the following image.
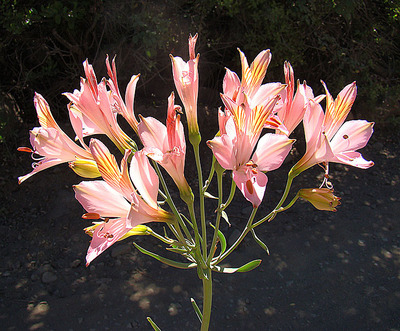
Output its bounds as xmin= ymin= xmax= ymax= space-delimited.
xmin=69 ymin=158 xmax=101 ymax=178
xmin=298 ymin=188 xmax=341 ymax=211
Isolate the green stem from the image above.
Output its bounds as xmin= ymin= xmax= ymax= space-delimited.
xmin=206 ymin=168 xmax=224 ymax=264
xmin=201 ymin=268 xmax=213 ymax=331
xmin=188 ymin=202 xmax=206 ymax=269
xmin=152 ymin=161 xmax=193 ymax=243
xmin=193 ymin=142 xmax=207 ymax=258
xmin=252 ymin=173 xmax=294 ymax=228
xmin=149 ymin=229 xmax=174 ymax=245
xmin=215 ymin=207 xmax=258 ymax=264
xmin=203 ymin=156 xmax=216 ymax=193
xmin=221 ymin=177 xmax=236 ymax=211
xmin=275 ymin=173 xmax=294 ymax=210
xmin=279 ymin=194 xmax=299 ymax=212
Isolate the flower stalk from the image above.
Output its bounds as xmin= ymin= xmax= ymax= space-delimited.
xmin=18 ymin=33 xmax=375 ymax=331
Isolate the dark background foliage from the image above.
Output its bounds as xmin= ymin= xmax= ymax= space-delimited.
xmin=1 ymin=0 xmax=399 ymax=147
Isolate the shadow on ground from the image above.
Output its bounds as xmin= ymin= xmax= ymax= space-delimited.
xmin=1 ymin=107 xmax=399 ymax=330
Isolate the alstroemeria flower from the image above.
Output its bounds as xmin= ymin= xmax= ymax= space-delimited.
xmin=291 ymin=82 xmax=374 ymax=177
xmin=222 ymin=48 xmax=287 ymax=134
xmin=170 ymin=34 xmax=200 ymax=137
xmin=138 ymin=92 xmax=192 ymax=202
xmin=208 ymin=94 xmax=294 ymax=207
xmin=223 ymin=49 xmax=280 ymax=107
xmin=106 ymin=55 xmax=140 ymax=132
xmin=74 ymin=140 xmax=172 ymax=265
xmin=18 ymin=93 xmax=94 ymax=183
xmin=275 ymin=62 xmax=315 ymax=135
xmin=64 ymin=59 xmax=136 ymax=152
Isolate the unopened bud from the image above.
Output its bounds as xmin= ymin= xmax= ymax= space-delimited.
xmin=69 ymin=158 xmax=101 ymax=178
xmin=298 ymin=188 xmax=341 ymax=211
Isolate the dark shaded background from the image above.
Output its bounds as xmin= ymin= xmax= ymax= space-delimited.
xmin=1 ymin=1 xmax=400 ymax=330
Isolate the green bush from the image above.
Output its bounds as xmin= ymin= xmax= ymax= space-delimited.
xmin=0 ymin=0 xmax=399 ymax=146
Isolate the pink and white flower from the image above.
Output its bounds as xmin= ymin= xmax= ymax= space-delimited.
xmin=291 ymin=82 xmax=374 ymax=176
xmin=18 ymin=93 xmax=94 ymax=183
xmin=74 ymin=139 xmax=172 ymax=265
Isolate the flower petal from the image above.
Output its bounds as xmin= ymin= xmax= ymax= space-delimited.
xmin=233 ymin=167 xmax=268 ymax=207
xmin=130 ymin=150 xmax=159 ymax=208
xmin=207 ymin=135 xmax=235 ymax=170
xmin=138 ymin=116 xmax=168 ymax=152
xmin=74 ymin=181 xmax=131 ymax=218
xmin=322 ymin=81 xmax=357 ymax=140
xmin=332 ymin=151 xmax=374 ymax=169
xmin=330 ymin=120 xmax=374 ymax=154
xmin=85 ymin=218 xmax=130 ymax=265
xmin=252 ymin=133 xmax=294 ymax=172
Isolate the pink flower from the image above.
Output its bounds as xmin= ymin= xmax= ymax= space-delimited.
xmin=170 ymin=34 xmax=200 ymax=136
xmin=223 ymin=49 xmax=280 ymax=108
xmin=138 ymin=93 xmax=192 ymax=201
xmin=74 ymin=140 xmax=172 ymax=265
xmin=291 ymin=82 xmax=374 ymax=176
xmin=64 ymin=59 xmax=136 ymax=152
xmin=106 ymin=55 xmax=140 ymax=132
xmin=222 ymin=49 xmax=288 ymax=134
xmin=208 ymin=94 xmax=294 ymax=207
xmin=275 ymin=62 xmax=315 ymax=135
xmin=18 ymin=93 xmax=93 ymax=183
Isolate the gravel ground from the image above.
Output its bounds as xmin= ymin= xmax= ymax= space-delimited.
xmin=1 ymin=117 xmax=399 ymax=330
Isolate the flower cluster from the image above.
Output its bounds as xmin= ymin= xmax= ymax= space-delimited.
xmin=19 ymin=34 xmax=374 ymax=330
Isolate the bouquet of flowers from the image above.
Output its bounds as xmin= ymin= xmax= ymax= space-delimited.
xmin=19 ymin=34 xmax=374 ymax=330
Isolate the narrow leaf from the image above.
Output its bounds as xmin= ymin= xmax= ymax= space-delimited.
xmin=147 ymin=317 xmax=161 ymax=331
xmin=221 ymin=210 xmax=231 ymax=226
xmin=251 ymin=229 xmax=269 ymax=255
xmin=190 ymin=298 xmax=203 ymax=323
xmin=209 ymin=223 xmax=227 ymax=254
xmin=166 ymin=247 xmax=189 ymax=254
xmin=212 ymin=259 xmax=262 ymax=274
xmin=133 ymin=243 xmax=197 ymax=269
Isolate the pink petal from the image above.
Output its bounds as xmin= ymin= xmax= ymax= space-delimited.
xmin=207 ymin=135 xmax=235 ymax=170
xmin=252 ymin=133 xmax=294 ymax=172
xmin=124 ymin=74 xmax=140 ymax=130
xmin=330 ymin=120 xmax=374 ymax=154
xmin=86 ymin=218 xmax=130 ymax=265
xmin=34 ymin=93 xmax=59 ymax=130
xmin=322 ymin=81 xmax=357 ymax=140
xmin=18 ymin=158 xmax=63 ymax=184
xmin=250 ymin=82 xmax=284 ymax=109
xmin=68 ymin=102 xmax=103 ymax=140
xmin=130 ymin=150 xmax=159 ymax=208
xmin=223 ymin=68 xmax=241 ymax=99
xmin=138 ymin=116 xmax=168 ymax=152
xmin=30 ymin=127 xmax=90 ymax=160
xmin=89 ymin=139 xmax=134 ymax=201
xmin=303 ymin=100 xmax=324 ymax=150
xmin=74 ymin=181 xmax=131 ymax=218
xmin=282 ymin=81 xmax=309 ymax=135
xmin=333 ymin=151 xmax=374 ymax=169
xmin=233 ymin=168 xmax=268 ymax=207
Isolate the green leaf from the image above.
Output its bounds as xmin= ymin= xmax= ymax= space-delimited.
xmin=166 ymin=247 xmax=189 ymax=254
xmin=251 ymin=229 xmax=269 ymax=255
xmin=221 ymin=210 xmax=231 ymax=226
xmin=209 ymin=223 xmax=227 ymax=254
xmin=147 ymin=317 xmax=161 ymax=331
xmin=204 ymin=191 xmax=218 ymax=199
xmin=133 ymin=243 xmax=197 ymax=269
xmin=212 ymin=259 xmax=262 ymax=274
xmin=190 ymin=298 xmax=203 ymax=323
